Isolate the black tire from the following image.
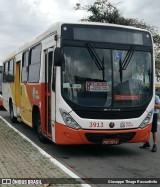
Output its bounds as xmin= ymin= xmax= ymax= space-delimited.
xmin=36 ymin=112 xmax=47 ymax=143
xmin=9 ymin=102 xmax=17 ymax=123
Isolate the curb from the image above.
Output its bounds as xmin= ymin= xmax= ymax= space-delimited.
xmin=0 ymin=117 xmax=91 ymax=187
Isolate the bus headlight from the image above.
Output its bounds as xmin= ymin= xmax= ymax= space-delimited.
xmin=139 ymin=111 xmax=153 ymax=129
xmin=60 ymin=108 xmax=82 ymax=129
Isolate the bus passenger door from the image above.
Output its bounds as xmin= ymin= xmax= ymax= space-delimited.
xmin=44 ymin=48 xmax=54 ymax=138
xmin=15 ymin=61 xmax=21 ymax=117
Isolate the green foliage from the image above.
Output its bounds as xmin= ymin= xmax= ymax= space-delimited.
xmin=153 ymin=34 xmax=160 ymax=80
xmin=74 ymin=0 xmax=155 ymax=31
xmin=74 ymin=0 xmax=120 ymax=23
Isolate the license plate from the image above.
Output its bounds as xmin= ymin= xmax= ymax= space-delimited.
xmin=102 ymin=139 xmax=119 ymax=145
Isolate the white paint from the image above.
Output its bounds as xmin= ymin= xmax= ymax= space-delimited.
xmin=0 ymin=117 xmax=91 ymax=187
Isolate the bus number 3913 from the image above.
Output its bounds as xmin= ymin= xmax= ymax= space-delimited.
xmin=89 ymin=122 xmax=104 ymax=128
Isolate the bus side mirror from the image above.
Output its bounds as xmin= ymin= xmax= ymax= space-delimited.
xmin=54 ymin=47 xmax=63 ymax=66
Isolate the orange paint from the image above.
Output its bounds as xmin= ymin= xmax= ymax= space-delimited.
xmin=114 ymin=95 xmax=140 ymax=101
xmin=55 ymin=122 xmax=152 ymax=145
xmin=21 ymin=83 xmax=47 ymax=134
xmin=0 ymin=99 xmax=3 ymax=107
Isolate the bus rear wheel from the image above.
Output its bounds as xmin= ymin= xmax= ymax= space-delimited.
xmin=36 ymin=112 xmax=47 ymax=143
xmin=9 ymin=102 xmax=16 ymax=123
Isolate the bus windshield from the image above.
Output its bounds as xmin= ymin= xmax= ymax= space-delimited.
xmin=62 ymin=45 xmax=152 ymax=108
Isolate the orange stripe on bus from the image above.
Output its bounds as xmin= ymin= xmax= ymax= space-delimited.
xmin=54 ymin=122 xmax=151 ymax=145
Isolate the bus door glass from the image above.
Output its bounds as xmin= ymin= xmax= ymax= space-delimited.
xmin=45 ymin=48 xmax=53 ymax=136
xmin=15 ymin=61 xmax=21 ymax=108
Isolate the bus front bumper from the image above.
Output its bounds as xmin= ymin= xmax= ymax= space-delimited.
xmin=54 ymin=122 xmax=152 ymax=145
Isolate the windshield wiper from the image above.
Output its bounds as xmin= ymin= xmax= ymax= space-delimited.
xmin=122 ymin=46 xmax=135 ymax=70
xmin=119 ymin=46 xmax=135 ymax=83
xmin=86 ymin=42 xmax=105 ymax=80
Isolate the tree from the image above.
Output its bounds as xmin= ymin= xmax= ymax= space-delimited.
xmin=75 ymin=0 xmax=120 ymax=23
xmin=74 ymin=0 xmax=160 ymax=79
xmin=74 ymin=0 xmax=155 ymax=31
xmin=74 ymin=0 xmax=120 ymax=23
xmin=153 ymin=34 xmax=160 ymax=81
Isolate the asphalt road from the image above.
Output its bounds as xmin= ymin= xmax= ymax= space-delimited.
xmin=1 ymin=108 xmax=160 ymax=187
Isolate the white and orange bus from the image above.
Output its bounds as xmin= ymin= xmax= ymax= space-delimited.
xmin=2 ymin=22 xmax=155 ymax=144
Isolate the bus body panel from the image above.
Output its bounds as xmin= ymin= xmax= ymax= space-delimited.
xmin=2 ymin=83 xmax=15 ymax=113
xmin=20 ymin=83 xmax=42 ymax=127
xmin=54 ymin=122 xmax=152 ymax=144
xmin=0 ymin=97 xmax=3 ymax=107
xmin=54 ymin=78 xmax=153 ymax=144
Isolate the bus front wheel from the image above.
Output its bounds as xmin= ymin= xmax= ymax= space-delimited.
xmin=36 ymin=112 xmax=47 ymax=143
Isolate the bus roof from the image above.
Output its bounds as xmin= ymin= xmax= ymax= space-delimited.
xmin=2 ymin=21 xmax=151 ymax=62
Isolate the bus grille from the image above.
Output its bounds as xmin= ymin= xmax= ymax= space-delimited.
xmin=74 ymin=110 xmax=144 ymax=119
xmin=85 ymin=132 xmax=136 ymax=143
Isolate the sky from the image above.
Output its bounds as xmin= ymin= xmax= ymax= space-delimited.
xmin=0 ymin=0 xmax=160 ymax=63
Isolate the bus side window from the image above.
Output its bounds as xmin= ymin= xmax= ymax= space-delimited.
xmin=22 ymin=50 xmax=29 ymax=82
xmin=8 ymin=59 xmax=14 ymax=82
xmin=50 ymin=51 xmax=55 ymax=92
xmin=3 ymin=61 xmax=14 ymax=82
xmin=3 ymin=62 xmax=8 ymax=82
xmin=52 ymin=66 xmax=55 ymax=92
xmin=28 ymin=44 xmax=41 ymax=83
xmin=48 ymin=51 xmax=53 ymax=92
